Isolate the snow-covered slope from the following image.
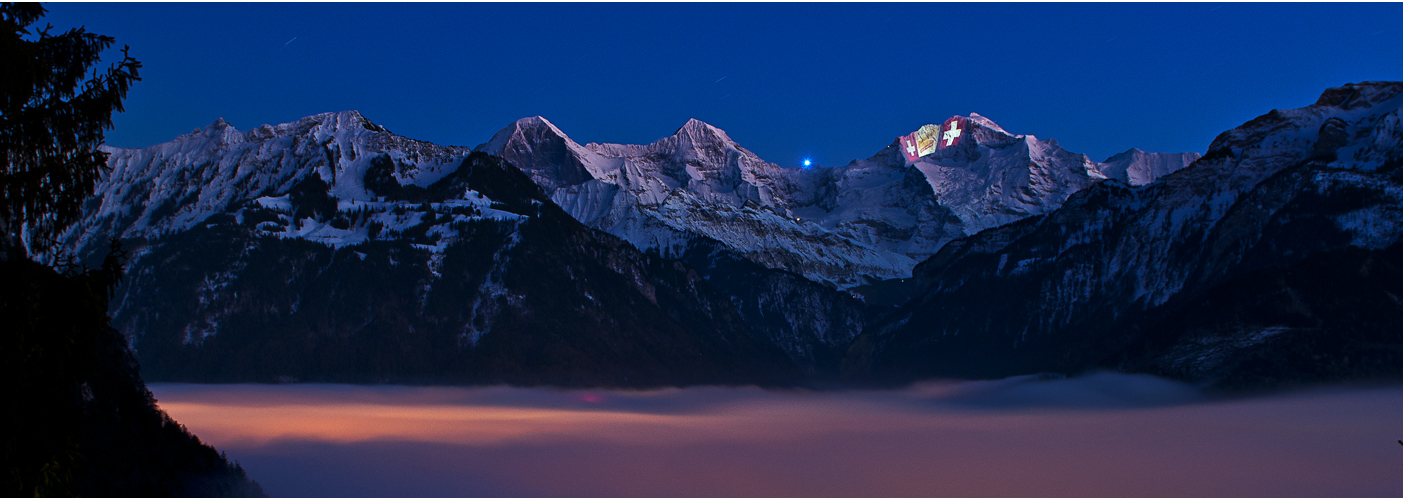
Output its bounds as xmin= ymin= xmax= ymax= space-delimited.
xmin=477 ymin=116 xmax=936 ymax=288
xmin=1096 ymin=148 xmax=1201 ymax=186
xmin=477 ymin=113 xmax=1197 ymax=288
xmin=56 ymin=111 xmax=477 ymax=264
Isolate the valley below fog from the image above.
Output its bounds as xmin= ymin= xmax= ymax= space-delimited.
xmin=151 ymin=374 xmax=1403 ymax=497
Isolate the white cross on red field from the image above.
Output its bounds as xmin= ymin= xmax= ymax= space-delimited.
xmin=942 ymin=121 xmax=962 ymax=147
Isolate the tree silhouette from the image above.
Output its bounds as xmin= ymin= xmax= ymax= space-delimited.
xmin=2 ymin=6 xmax=260 ymax=495
xmin=0 ymin=2 xmax=140 ymax=262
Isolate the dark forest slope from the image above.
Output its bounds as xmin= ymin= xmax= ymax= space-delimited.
xmin=3 ymin=256 xmax=263 ymax=496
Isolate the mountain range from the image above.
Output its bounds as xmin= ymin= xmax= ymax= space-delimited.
xmin=475 ymin=112 xmax=1197 ymax=289
xmin=52 ymin=81 xmax=1403 ymax=389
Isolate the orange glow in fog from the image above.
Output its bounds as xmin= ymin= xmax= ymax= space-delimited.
xmin=150 ymin=379 xmax=1403 ymax=497
xmin=156 ymin=388 xmax=959 ymax=448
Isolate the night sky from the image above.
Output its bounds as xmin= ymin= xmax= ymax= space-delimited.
xmin=42 ymin=2 xmax=1403 ymax=168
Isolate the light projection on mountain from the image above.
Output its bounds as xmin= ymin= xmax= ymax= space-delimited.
xmin=900 ymin=119 xmax=965 ymax=162
xmin=914 ymin=124 xmax=940 ymax=156
xmin=899 ymin=134 xmax=919 ymax=162
xmin=899 ymin=124 xmax=941 ymax=162
xmin=941 ymin=116 xmax=966 ymax=148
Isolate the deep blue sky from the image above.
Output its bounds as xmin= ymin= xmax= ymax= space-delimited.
xmin=43 ymin=2 xmax=1403 ymax=167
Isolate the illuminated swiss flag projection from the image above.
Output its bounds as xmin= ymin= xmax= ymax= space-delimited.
xmin=901 ymin=119 xmax=965 ymax=161
xmin=899 ymin=133 xmax=921 ymax=162
xmin=913 ymin=124 xmax=940 ymax=157
xmin=939 ymin=117 xmax=966 ymax=148
xmin=899 ymin=123 xmax=942 ymax=162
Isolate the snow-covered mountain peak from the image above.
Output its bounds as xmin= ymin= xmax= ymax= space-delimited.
xmin=475 ymin=115 xmax=574 ymax=156
xmin=54 ymin=111 xmax=477 ymax=263
xmin=177 ymin=117 xmax=240 ymax=144
xmin=173 ymin=111 xmax=391 ymax=149
xmin=1097 ymin=148 xmax=1201 ymax=186
xmin=579 ymin=118 xmax=755 ymax=167
xmin=206 ymin=117 xmax=233 ymax=131
xmin=874 ymin=113 xmax=1105 ymax=234
xmin=284 ymin=110 xmax=389 ymax=138
xmin=472 ymin=116 xmax=610 ymax=192
xmin=647 ymin=118 xmax=756 ymax=167
xmin=673 ymin=118 xmax=736 ymax=145
xmin=931 ymin=114 xmax=1020 ymax=153
xmin=965 ymin=112 xmax=1012 ymax=136
xmin=1101 ymin=147 xmax=1152 ymax=169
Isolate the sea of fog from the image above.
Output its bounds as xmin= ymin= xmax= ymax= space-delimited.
xmin=150 ymin=373 xmax=1403 ymax=497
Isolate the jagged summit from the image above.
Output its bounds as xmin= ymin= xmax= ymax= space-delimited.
xmin=178 ymin=116 xmax=239 ymax=144
xmin=477 ymin=115 xmax=746 ymax=160
xmin=576 ymin=118 xmax=754 ymax=165
xmin=281 ymin=110 xmax=388 ymax=135
xmin=965 ymin=112 xmax=1010 ymax=135
xmin=473 ymin=116 xmax=604 ymax=192
xmin=475 ymin=115 xmax=574 ymax=155
xmin=629 ymin=117 xmax=754 ymax=167
xmin=177 ymin=110 xmax=388 ymax=146
xmin=672 ymin=117 xmax=736 ymax=144
xmin=205 ymin=117 xmax=232 ymax=130
xmin=958 ymin=113 xmax=1023 ymax=150
xmin=55 ymin=110 xmax=470 ymax=262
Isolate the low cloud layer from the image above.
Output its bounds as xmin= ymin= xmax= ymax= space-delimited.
xmin=152 ymin=375 xmax=1403 ymax=497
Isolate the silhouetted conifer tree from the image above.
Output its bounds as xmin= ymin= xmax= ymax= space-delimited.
xmin=2 ymin=4 xmax=261 ymax=496
xmin=0 ymin=1 xmax=140 ymax=262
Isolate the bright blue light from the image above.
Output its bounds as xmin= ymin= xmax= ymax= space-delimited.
xmin=802 ymin=159 xmax=812 ymax=167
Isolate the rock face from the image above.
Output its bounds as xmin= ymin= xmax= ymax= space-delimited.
xmin=53 ymin=112 xmax=862 ymax=385
xmin=476 ymin=114 xmax=1198 ymax=289
xmin=847 ymin=82 xmax=1403 ymax=389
